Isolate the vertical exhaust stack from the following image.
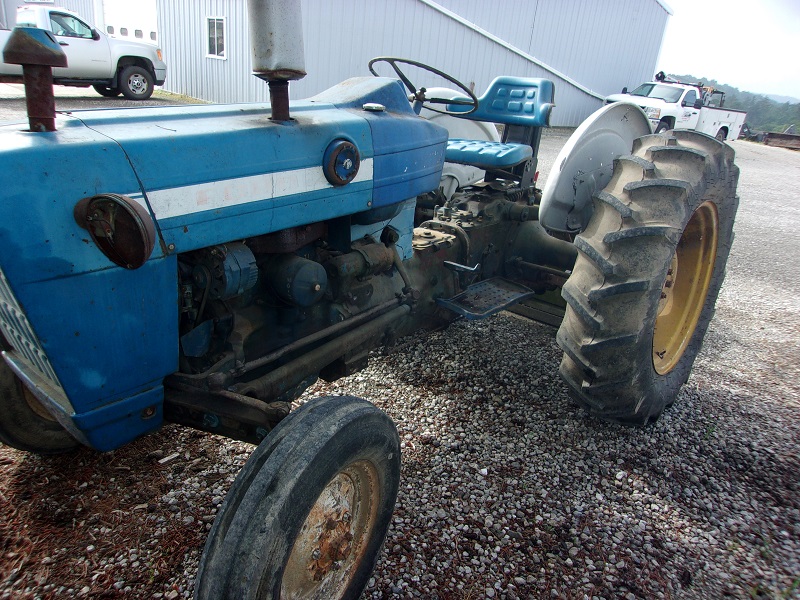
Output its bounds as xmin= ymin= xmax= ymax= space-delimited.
xmin=247 ymin=0 xmax=306 ymax=122
xmin=2 ymin=27 xmax=67 ymax=132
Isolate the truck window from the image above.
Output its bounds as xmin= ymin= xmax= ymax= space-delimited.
xmin=49 ymin=13 xmax=93 ymax=39
xmin=709 ymin=91 xmax=725 ymax=108
xmin=682 ymin=90 xmax=697 ymax=107
xmin=629 ymin=83 xmax=683 ymax=103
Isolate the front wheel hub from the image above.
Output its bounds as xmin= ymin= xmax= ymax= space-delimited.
xmin=281 ymin=460 xmax=379 ymax=598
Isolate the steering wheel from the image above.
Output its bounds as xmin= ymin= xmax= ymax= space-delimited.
xmin=368 ymin=57 xmax=478 ymax=115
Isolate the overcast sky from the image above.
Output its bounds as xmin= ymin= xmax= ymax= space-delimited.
xmin=656 ymin=0 xmax=800 ymax=99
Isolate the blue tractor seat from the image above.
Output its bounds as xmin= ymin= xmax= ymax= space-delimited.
xmin=444 ymin=139 xmax=532 ymax=170
xmin=443 ymin=76 xmax=555 ymax=173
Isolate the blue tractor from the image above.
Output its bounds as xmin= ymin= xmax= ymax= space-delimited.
xmin=0 ymin=1 xmax=738 ymax=597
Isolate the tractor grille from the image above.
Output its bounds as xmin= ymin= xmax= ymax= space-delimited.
xmin=0 ymin=266 xmax=62 ymax=385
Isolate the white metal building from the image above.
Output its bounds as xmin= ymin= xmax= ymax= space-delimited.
xmin=152 ymin=0 xmax=672 ymax=126
xmin=3 ymin=0 xmax=672 ymax=126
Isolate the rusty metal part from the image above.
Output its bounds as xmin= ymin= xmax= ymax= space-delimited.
xmin=3 ymin=27 xmax=68 ymax=133
xmin=74 ymin=194 xmax=157 ymax=269
xmin=3 ymin=27 xmax=68 ymax=67
xmin=281 ymin=460 xmax=379 ymax=597
xmin=234 ymin=304 xmax=410 ymax=399
xmin=763 ymin=132 xmax=800 ymax=150
xmin=509 ymin=257 xmax=570 ymax=286
xmin=21 ymin=66 xmax=58 ymax=132
xmin=381 ymin=229 xmax=417 ymax=297
xmin=325 ymin=243 xmax=395 ymax=282
xmin=247 ymin=222 xmax=326 ymax=254
xmin=163 ymin=381 xmax=290 ymax=444
xmin=411 ymin=227 xmax=456 ymax=252
xmin=269 ymin=80 xmax=291 ymax=122
xmin=419 ymin=220 xmax=471 ymax=266
xmin=232 ymin=297 xmax=403 ymax=377
xmin=509 ymin=221 xmax=578 ymax=273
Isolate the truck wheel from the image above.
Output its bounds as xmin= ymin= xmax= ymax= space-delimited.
xmin=654 ymin=120 xmax=671 ymax=134
xmin=195 ymin=396 xmax=400 ymax=600
xmin=119 ymin=65 xmax=154 ymax=100
xmin=93 ymin=85 xmax=121 ymax=98
xmin=0 ymin=358 xmax=78 ymax=454
xmin=557 ymin=130 xmax=738 ymax=424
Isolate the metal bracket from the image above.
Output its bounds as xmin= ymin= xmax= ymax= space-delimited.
xmin=444 ymin=260 xmax=481 ymax=288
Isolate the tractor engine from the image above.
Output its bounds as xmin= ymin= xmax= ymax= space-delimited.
xmin=174 ymin=223 xmax=402 ymax=387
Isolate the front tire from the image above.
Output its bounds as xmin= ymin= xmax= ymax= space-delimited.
xmin=119 ymin=65 xmax=154 ymax=100
xmin=654 ymin=119 xmax=671 ymax=134
xmin=93 ymin=85 xmax=121 ymax=98
xmin=0 ymin=354 xmax=78 ymax=454
xmin=557 ymin=130 xmax=738 ymax=424
xmin=195 ymin=396 xmax=400 ymax=600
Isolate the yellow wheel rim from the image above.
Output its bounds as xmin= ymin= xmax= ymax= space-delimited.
xmin=653 ymin=201 xmax=719 ymax=375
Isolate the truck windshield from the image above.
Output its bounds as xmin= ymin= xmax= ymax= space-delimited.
xmin=629 ymin=84 xmax=683 ymax=103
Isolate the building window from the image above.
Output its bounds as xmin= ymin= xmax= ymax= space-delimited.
xmin=207 ymin=17 xmax=225 ymax=59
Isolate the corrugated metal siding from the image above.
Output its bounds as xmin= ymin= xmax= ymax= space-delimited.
xmin=157 ymin=0 xmax=668 ymax=126
xmin=157 ymin=0 xmax=270 ymax=103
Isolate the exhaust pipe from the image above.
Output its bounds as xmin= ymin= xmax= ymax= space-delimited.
xmin=2 ymin=27 xmax=67 ymax=132
xmin=247 ymin=0 xmax=306 ymax=122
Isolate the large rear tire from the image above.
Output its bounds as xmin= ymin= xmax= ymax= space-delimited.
xmin=0 ymin=354 xmax=78 ymax=454
xmin=557 ymin=130 xmax=738 ymax=424
xmin=195 ymin=396 xmax=400 ymax=599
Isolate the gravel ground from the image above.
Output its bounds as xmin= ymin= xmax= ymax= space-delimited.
xmin=0 ymin=90 xmax=798 ymax=599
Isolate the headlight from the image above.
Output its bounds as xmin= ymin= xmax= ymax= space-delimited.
xmin=74 ymin=194 xmax=156 ymax=269
xmin=644 ymin=106 xmax=661 ymax=119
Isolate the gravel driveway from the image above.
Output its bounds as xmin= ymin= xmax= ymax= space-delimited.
xmin=0 ymin=89 xmax=798 ymax=599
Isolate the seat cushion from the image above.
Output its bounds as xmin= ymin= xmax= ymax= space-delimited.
xmin=445 ymin=139 xmax=532 ymax=170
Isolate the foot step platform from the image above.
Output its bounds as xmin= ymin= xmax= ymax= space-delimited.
xmin=436 ymin=277 xmax=535 ymax=320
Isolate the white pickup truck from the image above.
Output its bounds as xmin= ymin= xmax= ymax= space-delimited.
xmin=0 ymin=5 xmax=166 ymax=100
xmin=606 ymin=73 xmax=746 ymax=141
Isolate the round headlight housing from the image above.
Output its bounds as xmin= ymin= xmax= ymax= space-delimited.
xmin=74 ymin=194 xmax=156 ymax=269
